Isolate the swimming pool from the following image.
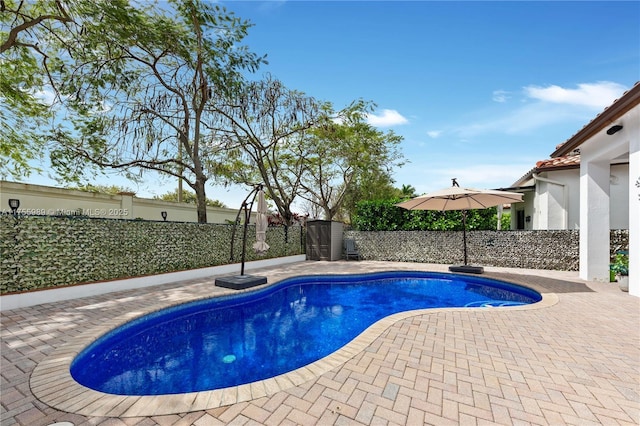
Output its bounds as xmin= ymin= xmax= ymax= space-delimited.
xmin=70 ymin=271 xmax=541 ymax=396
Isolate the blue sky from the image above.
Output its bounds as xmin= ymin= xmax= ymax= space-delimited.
xmin=26 ymin=1 xmax=640 ymax=212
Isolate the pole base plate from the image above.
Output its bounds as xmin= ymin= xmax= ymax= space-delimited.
xmin=448 ymin=265 xmax=484 ymax=274
xmin=215 ymin=275 xmax=267 ymax=290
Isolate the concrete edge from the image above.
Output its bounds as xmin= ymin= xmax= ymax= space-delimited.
xmin=0 ymin=255 xmax=306 ymax=311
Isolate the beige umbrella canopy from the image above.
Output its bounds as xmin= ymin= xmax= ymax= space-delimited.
xmin=396 ymin=178 xmax=523 ymax=273
xmin=396 ymin=184 xmax=523 ymax=210
xmin=252 ymin=188 xmax=270 ymax=254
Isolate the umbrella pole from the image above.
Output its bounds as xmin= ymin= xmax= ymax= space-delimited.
xmin=241 ymin=190 xmax=260 ymax=275
xmin=462 ymin=210 xmax=468 ymax=265
xmin=240 ymin=201 xmax=249 ymax=275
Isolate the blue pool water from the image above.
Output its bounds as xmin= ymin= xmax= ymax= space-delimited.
xmin=70 ymin=271 xmax=541 ymax=395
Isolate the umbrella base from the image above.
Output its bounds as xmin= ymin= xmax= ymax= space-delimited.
xmin=449 ymin=265 xmax=484 ymax=274
xmin=215 ymin=274 xmax=267 ymax=290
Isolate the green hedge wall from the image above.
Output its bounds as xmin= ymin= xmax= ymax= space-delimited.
xmin=353 ymin=199 xmax=500 ymax=231
xmin=0 ymin=215 xmax=304 ymax=294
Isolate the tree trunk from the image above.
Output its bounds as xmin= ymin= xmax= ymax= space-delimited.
xmin=323 ymin=206 xmax=334 ymax=221
xmin=281 ymin=209 xmax=294 ymax=227
xmin=194 ymin=177 xmax=208 ymax=224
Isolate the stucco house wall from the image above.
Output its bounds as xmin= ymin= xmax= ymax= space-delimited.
xmin=512 ymin=164 xmax=628 ymax=231
xmin=536 ymin=169 xmax=579 ymax=230
xmin=609 ymin=163 xmax=631 ymax=229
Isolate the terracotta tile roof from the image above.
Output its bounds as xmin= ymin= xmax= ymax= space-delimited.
xmin=535 ymin=154 xmax=580 ymax=170
xmin=511 ymin=153 xmax=581 ymax=187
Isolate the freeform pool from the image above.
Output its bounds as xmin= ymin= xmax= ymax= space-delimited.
xmin=70 ymin=271 xmax=541 ymax=396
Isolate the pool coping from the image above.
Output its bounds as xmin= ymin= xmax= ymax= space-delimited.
xmin=30 ymin=274 xmax=558 ymax=418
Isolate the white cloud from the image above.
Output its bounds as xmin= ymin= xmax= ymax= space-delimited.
xmin=452 ymin=81 xmax=629 ymax=138
xmin=492 ymin=90 xmax=510 ymax=103
xmin=427 ymin=130 xmax=442 ymax=138
xmin=524 ymin=81 xmax=627 ymax=109
xmin=258 ymin=0 xmax=287 ymax=11
xmin=455 ymin=102 xmax=585 ymax=137
xmin=366 ymin=109 xmax=408 ymax=127
xmin=33 ymin=87 xmax=59 ymax=105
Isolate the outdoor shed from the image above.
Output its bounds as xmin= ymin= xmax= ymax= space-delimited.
xmin=306 ymin=220 xmax=344 ymax=261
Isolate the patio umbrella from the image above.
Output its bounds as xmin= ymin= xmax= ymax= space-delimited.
xmin=252 ymin=188 xmax=270 ymax=254
xmin=396 ymin=178 xmax=523 ymax=273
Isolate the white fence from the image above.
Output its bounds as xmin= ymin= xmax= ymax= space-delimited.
xmin=0 ymin=180 xmax=245 ymax=223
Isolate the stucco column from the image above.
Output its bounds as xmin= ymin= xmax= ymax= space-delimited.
xmin=579 ymin=160 xmax=610 ymax=281
xmin=119 ymin=192 xmax=134 ymax=219
xmin=629 ymin=133 xmax=639 ymax=297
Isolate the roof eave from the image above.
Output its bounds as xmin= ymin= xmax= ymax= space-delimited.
xmin=497 ymin=185 xmax=535 ymax=193
xmin=510 ymin=162 xmax=580 ymax=188
xmin=536 ymin=164 xmax=581 ymax=174
xmin=510 ymin=167 xmax=536 ymax=188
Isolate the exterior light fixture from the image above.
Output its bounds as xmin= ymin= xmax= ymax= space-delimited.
xmin=606 ymin=124 xmax=623 ymax=135
xmin=8 ymin=199 xmax=20 ymax=214
xmin=161 ymin=211 xmax=167 ymax=221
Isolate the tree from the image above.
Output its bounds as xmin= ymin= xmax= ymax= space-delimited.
xmin=6 ymin=0 xmax=264 ymax=223
xmin=0 ymin=0 xmax=89 ymax=179
xmin=211 ymin=74 xmax=322 ymax=226
xmin=340 ymin=167 xmax=401 ymax=223
xmin=155 ymin=189 xmax=226 ymax=208
xmin=297 ymin=100 xmax=404 ymax=221
xmin=1 ymin=1 xmax=76 ymax=54
xmin=399 ymin=184 xmax=418 ymax=200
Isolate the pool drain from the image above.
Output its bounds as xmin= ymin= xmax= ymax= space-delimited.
xmin=222 ymin=354 xmax=236 ymax=363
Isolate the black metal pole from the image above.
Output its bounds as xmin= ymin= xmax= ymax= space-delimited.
xmin=462 ymin=210 xmax=468 ymax=266
xmin=240 ymin=202 xmax=249 ymax=275
xmin=229 ymin=185 xmax=260 ymax=267
xmin=229 ymin=206 xmax=243 ymax=262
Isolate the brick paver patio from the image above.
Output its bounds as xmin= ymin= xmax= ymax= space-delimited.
xmin=1 ymin=261 xmax=639 ymax=425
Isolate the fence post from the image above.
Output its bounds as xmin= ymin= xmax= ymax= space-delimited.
xmin=119 ymin=192 xmax=134 ymax=219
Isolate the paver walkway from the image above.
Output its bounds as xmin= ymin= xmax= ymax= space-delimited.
xmin=1 ymin=261 xmax=639 ymax=425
